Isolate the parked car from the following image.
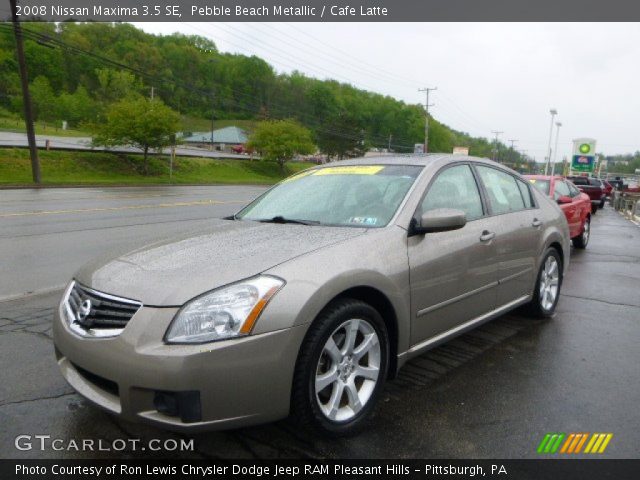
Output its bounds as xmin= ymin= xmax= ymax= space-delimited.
xmin=525 ymin=175 xmax=591 ymax=248
xmin=566 ymin=175 xmax=606 ymax=213
xmin=53 ymin=155 xmax=570 ymax=435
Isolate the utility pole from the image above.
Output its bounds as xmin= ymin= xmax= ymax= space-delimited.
xmin=388 ymin=133 xmax=392 ymax=152
xmin=491 ymin=131 xmax=503 ymax=162
xmin=150 ymin=86 xmax=154 ymax=99
xmin=208 ymin=58 xmax=218 ymax=151
xmin=10 ymin=0 xmax=40 ymax=184
xmin=508 ymin=139 xmax=517 ymax=164
xmin=210 ymin=91 xmax=215 ymax=151
xmin=418 ymin=87 xmax=436 ymax=153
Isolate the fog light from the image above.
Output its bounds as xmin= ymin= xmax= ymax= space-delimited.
xmin=153 ymin=391 xmax=201 ymax=423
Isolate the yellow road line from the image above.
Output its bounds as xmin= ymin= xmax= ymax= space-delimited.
xmin=0 ymin=199 xmax=245 ymax=218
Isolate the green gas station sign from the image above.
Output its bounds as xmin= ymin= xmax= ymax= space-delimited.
xmin=572 ymin=139 xmax=597 ymax=173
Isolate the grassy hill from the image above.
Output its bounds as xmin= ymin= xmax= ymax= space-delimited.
xmin=0 ymin=148 xmax=310 ymax=186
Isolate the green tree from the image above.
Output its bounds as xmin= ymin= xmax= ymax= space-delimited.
xmin=30 ymin=76 xmax=57 ymax=125
xmin=247 ymin=119 xmax=316 ymax=171
xmin=93 ymin=97 xmax=180 ymax=175
xmin=58 ymin=86 xmax=96 ymax=127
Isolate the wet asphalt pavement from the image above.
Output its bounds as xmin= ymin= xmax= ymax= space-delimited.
xmin=0 ymin=187 xmax=639 ymax=459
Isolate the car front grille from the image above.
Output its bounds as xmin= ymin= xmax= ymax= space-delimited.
xmin=63 ymin=281 xmax=142 ymax=338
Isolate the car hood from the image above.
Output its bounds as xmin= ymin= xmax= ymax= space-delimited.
xmin=75 ymin=220 xmax=366 ymax=306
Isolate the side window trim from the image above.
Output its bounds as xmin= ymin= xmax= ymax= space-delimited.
xmin=412 ymin=162 xmax=487 ymax=224
xmin=515 ymin=177 xmax=538 ymax=209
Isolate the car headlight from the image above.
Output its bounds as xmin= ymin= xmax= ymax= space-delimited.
xmin=165 ymin=276 xmax=284 ymax=344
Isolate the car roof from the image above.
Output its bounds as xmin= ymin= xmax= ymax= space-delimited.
xmin=524 ymin=175 xmax=563 ymax=180
xmin=320 ymin=154 xmax=516 ymax=172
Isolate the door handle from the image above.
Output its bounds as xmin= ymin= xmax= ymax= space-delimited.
xmin=479 ymin=230 xmax=495 ymax=242
xmin=532 ymin=218 xmax=543 ymax=227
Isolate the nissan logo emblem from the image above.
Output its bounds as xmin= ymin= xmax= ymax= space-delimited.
xmin=77 ymin=299 xmax=92 ymax=322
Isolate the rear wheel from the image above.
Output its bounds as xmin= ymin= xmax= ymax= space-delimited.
xmin=523 ymin=248 xmax=562 ymax=318
xmin=291 ymin=299 xmax=389 ymax=436
xmin=591 ymin=204 xmax=598 ymax=214
xmin=572 ymin=217 xmax=590 ymax=249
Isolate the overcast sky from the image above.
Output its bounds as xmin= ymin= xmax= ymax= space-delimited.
xmin=133 ymin=22 xmax=640 ymax=159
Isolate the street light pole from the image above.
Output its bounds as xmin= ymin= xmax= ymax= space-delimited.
xmin=544 ymin=108 xmax=558 ymax=175
xmin=550 ymin=122 xmax=562 ymax=176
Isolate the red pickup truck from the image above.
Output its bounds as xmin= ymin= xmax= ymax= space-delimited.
xmin=525 ymin=175 xmax=591 ymax=249
xmin=566 ymin=176 xmax=606 ymax=213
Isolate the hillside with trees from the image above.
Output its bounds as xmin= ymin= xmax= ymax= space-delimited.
xmin=1 ymin=22 xmax=524 ymax=163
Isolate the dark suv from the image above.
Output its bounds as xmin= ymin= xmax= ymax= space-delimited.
xmin=566 ymin=176 xmax=606 ymax=213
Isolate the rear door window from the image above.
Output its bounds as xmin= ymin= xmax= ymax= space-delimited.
xmin=476 ymin=166 xmax=526 ymax=215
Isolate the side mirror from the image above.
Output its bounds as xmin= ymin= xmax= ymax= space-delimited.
xmin=413 ymin=208 xmax=467 ymax=234
xmin=556 ymin=195 xmax=572 ymax=204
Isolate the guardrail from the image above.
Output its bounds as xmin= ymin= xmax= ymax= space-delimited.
xmin=612 ymin=191 xmax=640 ymax=221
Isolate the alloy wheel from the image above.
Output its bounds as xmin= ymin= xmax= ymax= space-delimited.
xmin=315 ymin=318 xmax=381 ymax=422
xmin=539 ymin=256 xmax=560 ymax=311
xmin=582 ymin=220 xmax=590 ymax=245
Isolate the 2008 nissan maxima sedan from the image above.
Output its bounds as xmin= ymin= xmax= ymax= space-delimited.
xmin=54 ymin=155 xmax=570 ymax=435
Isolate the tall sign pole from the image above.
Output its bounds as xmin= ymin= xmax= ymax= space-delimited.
xmin=10 ymin=0 xmax=41 ymax=184
xmin=544 ymin=108 xmax=558 ymax=176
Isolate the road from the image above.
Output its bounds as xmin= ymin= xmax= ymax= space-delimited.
xmin=0 ymin=131 xmax=249 ymax=159
xmin=0 ymin=188 xmax=639 ymax=459
xmin=0 ymin=186 xmax=266 ymax=299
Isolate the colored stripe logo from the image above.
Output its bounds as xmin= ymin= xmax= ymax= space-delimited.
xmin=537 ymin=433 xmax=613 ymax=454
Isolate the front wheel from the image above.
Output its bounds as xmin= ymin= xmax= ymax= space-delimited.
xmin=291 ymin=299 xmax=389 ymax=436
xmin=523 ymin=248 xmax=563 ymax=318
xmin=572 ymin=217 xmax=590 ymax=249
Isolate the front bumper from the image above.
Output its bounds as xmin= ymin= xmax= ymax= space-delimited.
xmin=53 ymin=301 xmax=308 ymax=432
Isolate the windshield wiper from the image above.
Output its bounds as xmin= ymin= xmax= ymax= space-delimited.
xmin=258 ymin=215 xmax=320 ymax=225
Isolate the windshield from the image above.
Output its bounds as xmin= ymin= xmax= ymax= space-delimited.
xmin=528 ymin=178 xmax=550 ymax=195
xmin=236 ymin=165 xmax=423 ymax=227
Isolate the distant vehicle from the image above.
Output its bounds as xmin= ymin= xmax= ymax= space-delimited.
xmin=231 ymin=144 xmax=245 ymax=154
xmin=53 ymin=155 xmax=570 ymax=435
xmin=526 ymin=175 xmax=591 ymax=249
xmin=566 ymin=175 xmax=606 ymax=213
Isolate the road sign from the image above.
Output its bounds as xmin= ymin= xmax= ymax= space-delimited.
xmin=453 ymin=146 xmax=469 ymax=155
xmin=571 ymin=155 xmax=595 ymax=172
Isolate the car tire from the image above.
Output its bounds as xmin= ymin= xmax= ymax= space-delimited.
xmin=291 ymin=298 xmax=389 ymax=436
xmin=599 ymin=199 xmax=605 ymax=209
xmin=523 ymin=247 xmax=563 ymax=318
xmin=591 ymin=205 xmax=598 ymax=214
xmin=572 ymin=217 xmax=590 ymax=249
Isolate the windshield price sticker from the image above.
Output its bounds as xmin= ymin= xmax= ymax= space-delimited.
xmin=313 ymin=166 xmax=385 ymax=176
